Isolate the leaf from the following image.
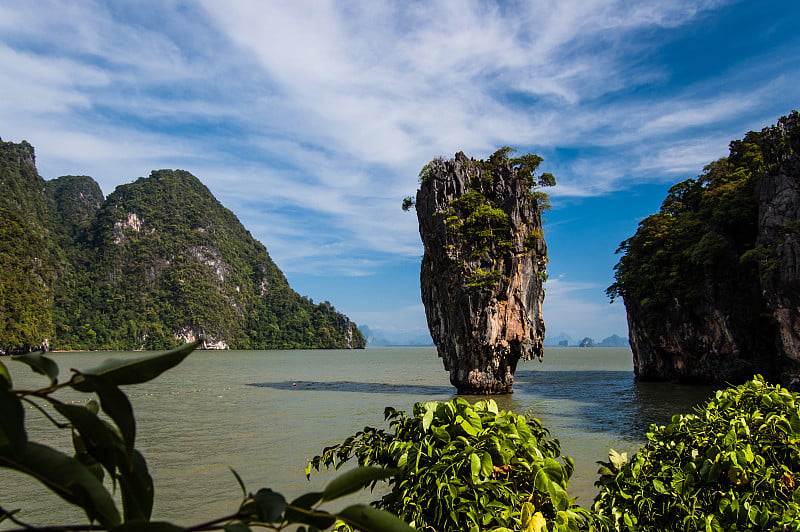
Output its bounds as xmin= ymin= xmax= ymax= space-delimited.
xmin=254 ymin=488 xmax=287 ymax=523
xmin=790 ymin=412 xmax=800 ymax=435
xmin=397 ymin=451 xmax=408 ymax=469
xmin=460 ymin=419 xmax=478 ymax=437
xmin=527 ymin=512 xmax=547 ymax=532
xmin=53 ymin=403 xmax=117 ymax=475
xmin=74 ymin=443 xmax=105 ymax=482
xmin=422 ymin=406 xmax=435 ymax=432
xmin=470 ymin=453 xmax=481 ymax=480
xmin=0 ymin=359 xmax=11 ymax=389
xmin=119 ymin=449 xmax=154 ymax=521
xmin=12 ymin=351 xmax=58 ymax=385
xmin=520 ymin=501 xmax=535 ymax=527
xmin=322 ymin=467 xmax=394 ymax=502
xmin=463 ymin=407 xmax=482 ymax=430
xmin=337 ymin=504 xmax=417 ymax=532
xmin=652 ymin=478 xmax=669 ymax=495
xmin=480 ymin=452 xmax=493 ymax=478
xmin=609 ymin=449 xmax=627 ymax=471
xmin=71 ymin=341 xmax=198 ymax=392
xmin=547 ymin=479 xmax=570 ymax=511
xmin=230 ymin=468 xmax=248 ymax=499
xmin=0 ymin=386 xmax=26 ymax=457
xmin=431 ymin=426 xmax=450 ymax=442
xmin=0 ymin=441 xmax=120 ymax=527
xmin=747 ymin=505 xmax=759 ymax=526
xmin=289 ymin=491 xmax=324 ymax=510
xmin=78 ymin=375 xmax=136 ymax=457
xmin=543 ymin=457 xmax=565 ymax=484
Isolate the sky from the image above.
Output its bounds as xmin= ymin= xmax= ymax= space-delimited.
xmin=1 ymin=0 xmax=799 ymax=344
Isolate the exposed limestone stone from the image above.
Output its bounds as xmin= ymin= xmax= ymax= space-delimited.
xmin=414 ymin=150 xmax=549 ymax=394
xmin=623 ymin=112 xmax=800 ymax=387
xmin=174 ymin=326 xmax=229 ymax=350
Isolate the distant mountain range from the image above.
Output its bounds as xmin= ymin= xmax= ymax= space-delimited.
xmin=359 ymin=325 xmax=433 ymax=347
xmin=358 ymin=326 xmax=628 ymax=348
xmin=543 ymin=333 xmax=629 ymax=348
xmin=0 ymin=137 xmax=365 ymax=353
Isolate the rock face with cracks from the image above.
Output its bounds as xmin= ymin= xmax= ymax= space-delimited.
xmin=412 ymin=149 xmax=552 ymax=394
xmin=612 ymin=112 xmax=800 ymax=388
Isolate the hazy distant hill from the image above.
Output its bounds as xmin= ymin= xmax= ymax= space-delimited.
xmin=598 ymin=334 xmax=629 ymax=347
xmin=543 ymin=332 xmax=629 ymax=347
xmin=359 ymin=324 xmax=433 ymax=347
xmin=0 ymin=138 xmax=364 ymax=353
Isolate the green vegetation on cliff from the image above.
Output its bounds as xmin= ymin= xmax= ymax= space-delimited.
xmin=0 ymin=140 xmax=365 ymax=352
xmin=607 ymin=129 xmax=765 ymax=311
xmin=605 ymin=115 xmax=795 ymax=350
xmin=607 ymin=111 xmax=800 ymax=385
xmin=0 ymin=140 xmax=59 ymax=352
xmin=408 ymin=147 xmax=554 ymax=290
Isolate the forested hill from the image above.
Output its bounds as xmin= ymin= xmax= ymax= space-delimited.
xmin=607 ymin=111 xmax=800 ymax=386
xmin=0 ymin=138 xmax=365 ymax=352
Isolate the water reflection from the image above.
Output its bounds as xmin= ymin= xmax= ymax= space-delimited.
xmin=249 ymin=370 xmax=717 ymax=444
xmin=248 ymin=380 xmax=454 ymax=396
xmin=510 ymin=369 xmax=717 ymax=441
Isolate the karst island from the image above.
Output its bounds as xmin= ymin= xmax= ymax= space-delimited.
xmin=404 ymin=147 xmax=555 ymax=394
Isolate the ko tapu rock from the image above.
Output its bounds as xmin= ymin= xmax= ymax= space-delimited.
xmin=609 ymin=111 xmax=800 ymax=388
xmin=406 ymin=148 xmax=554 ymax=394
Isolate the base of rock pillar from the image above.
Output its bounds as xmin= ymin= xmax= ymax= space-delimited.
xmin=450 ymin=372 xmax=515 ymax=395
xmin=454 ymin=385 xmax=514 ymax=395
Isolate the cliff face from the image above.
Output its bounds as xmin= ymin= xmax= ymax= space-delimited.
xmin=414 ymin=149 xmax=551 ymax=394
xmin=756 ymin=112 xmax=800 ymax=384
xmin=0 ymin=139 xmax=58 ymax=353
xmin=612 ymin=112 xmax=800 ymax=386
xmin=0 ymin=139 xmax=365 ymax=352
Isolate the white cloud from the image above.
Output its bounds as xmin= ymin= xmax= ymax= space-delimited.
xmin=0 ymin=0 xmax=796 ymax=281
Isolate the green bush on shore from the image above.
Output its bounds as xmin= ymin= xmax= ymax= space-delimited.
xmin=593 ymin=375 xmax=800 ymax=531
xmin=308 ymin=397 xmax=592 ymax=532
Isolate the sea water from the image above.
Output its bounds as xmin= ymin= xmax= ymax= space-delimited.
xmin=1 ymin=347 xmax=715 ymax=527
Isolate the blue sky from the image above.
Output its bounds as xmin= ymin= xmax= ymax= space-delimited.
xmin=1 ymin=1 xmax=798 ymax=344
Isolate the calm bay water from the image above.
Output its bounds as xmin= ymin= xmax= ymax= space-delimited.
xmin=2 ymin=347 xmax=716 ymax=527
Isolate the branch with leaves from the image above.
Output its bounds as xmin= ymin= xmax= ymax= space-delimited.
xmin=0 ymin=343 xmax=414 ymax=532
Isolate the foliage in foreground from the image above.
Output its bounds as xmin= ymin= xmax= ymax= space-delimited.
xmin=8 ymin=343 xmax=800 ymax=532
xmin=0 ymin=343 xmax=412 ymax=532
xmin=308 ymin=397 xmax=592 ymax=532
xmin=592 ymin=375 xmax=800 ymax=531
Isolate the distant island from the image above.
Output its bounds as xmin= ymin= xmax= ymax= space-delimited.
xmin=0 ymin=138 xmax=365 ymax=353
xmin=358 ymin=325 xmax=434 ymax=347
xmin=545 ymin=333 xmax=629 ymax=348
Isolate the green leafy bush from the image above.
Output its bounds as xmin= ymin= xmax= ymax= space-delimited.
xmin=308 ymin=397 xmax=592 ymax=532
xmin=0 ymin=343 xmax=412 ymax=532
xmin=592 ymin=376 xmax=800 ymax=531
